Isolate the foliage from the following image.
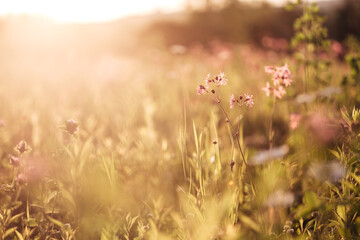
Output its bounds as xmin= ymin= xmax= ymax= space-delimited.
xmin=1 ymin=2 xmax=360 ymax=239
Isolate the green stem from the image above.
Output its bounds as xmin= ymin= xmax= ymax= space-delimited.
xmin=215 ymin=98 xmax=247 ymax=166
xmin=269 ymin=96 xmax=276 ymax=150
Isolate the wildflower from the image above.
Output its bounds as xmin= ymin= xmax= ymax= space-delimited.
xmin=229 ymin=93 xmax=255 ymax=109
xmin=9 ymin=155 xmax=20 ymax=166
xmin=199 ymin=72 xmax=228 ymax=93
xmin=229 ymin=94 xmax=235 ymax=108
xmin=262 ymin=82 xmax=272 ymax=97
xmin=289 ymin=113 xmax=301 ymax=130
xmin=282 ymin=78 xmax=292 ymax=87
xmin=197 ymin=85 xmax=207 ymax=95
xmin=263 ymin=64 xmax=292 ymax=98
xmin=215 ymin=72 xmax=228 ymax=86
xmin=264 ymin=66 xmax=275 ymax=74
xmin=244 ymin=94 xmax=254 ymax=108
xmin=204 ymin=73 xmax=211 ymax=89
xmin=65 ymin=119 xmax=79 ymax=134
xmin=277 ymin=64 xmax=292 ymax=87
xmin=273 ymin=85 xmax=286 ymax=99
xmin=15 ymin=140 xmax=31 ymax=154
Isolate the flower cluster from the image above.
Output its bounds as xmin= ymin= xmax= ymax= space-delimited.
xmin=229 ymin=94 xmax=254 ymax=109
xmin=9 ymin=140 xmax=32 ymax=185
xmin=262 ymin=64 xmax=292 ymax=99
xmin=197 ymin=72 xmax=228 ymax=95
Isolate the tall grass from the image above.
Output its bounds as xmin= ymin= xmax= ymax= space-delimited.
xmin=1 ymin=2 xmax=360 ymax=239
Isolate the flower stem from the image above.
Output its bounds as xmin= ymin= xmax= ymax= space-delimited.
xmin=269 ymin=96 xmax=276 ymax=150
xmin=215 ymin=98 xmax=247 ymax=166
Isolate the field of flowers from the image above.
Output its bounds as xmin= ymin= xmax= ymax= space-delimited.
xmin=1 ymin=2 xmax=360 ymax=239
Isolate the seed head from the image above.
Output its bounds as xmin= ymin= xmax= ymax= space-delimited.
xmin=230 ymin=160 xmax=235 ymax=171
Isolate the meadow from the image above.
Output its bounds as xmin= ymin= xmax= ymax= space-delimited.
xmin=1 ymin=1 xmax=360 ymax=239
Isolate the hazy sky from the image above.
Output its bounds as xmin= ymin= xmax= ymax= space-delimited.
xmin=0 ymin=0 xmax=326 ymax=23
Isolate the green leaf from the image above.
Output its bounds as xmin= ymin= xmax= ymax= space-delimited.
xmin=305 ymin=191 xmax=320 ymax=208
xmin=328 ymin=149 xmax=340 ymax=159
xmin=336 ymin=205 xmax=346 ymax=222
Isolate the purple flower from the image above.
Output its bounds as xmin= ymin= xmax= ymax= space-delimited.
xmin=16 ymin=140 xmax=31 ymax=154
xmin=65 ymin=119 xmax=79 ymax=134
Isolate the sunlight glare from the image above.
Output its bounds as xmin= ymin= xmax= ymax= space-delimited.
xmin=0 ymin=0 xmax=184 ymax=23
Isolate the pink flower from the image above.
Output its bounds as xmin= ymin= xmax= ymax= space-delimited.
xmin=197 ymin=85 xmax=207 ymax=95
xmin=272 ymin=75 xmax=281 ymax=86
xmin=265 ymin=66 xmax=275 ymax=74
xmin=215 ymin=72 xmax=228 ymax=86
xmin=262 ymin=82 xmax=272 ymax=97
xmin=244 ymin=94 xmax=254 ymax=108
xmin=283 ymin=77 xmax=293 ymax=87
xmin=9 ymin=155 xmax=20 ymax=166
xmin=229 ymin=94 xmax=235 ymax=108
xmin=263 ymin=64 xmax=292 ymax=98
xmin=204 ymin=73 xmax=211 ymax=89
xmin=290 ymin=113 xmax=301 ymax=130
xmin=273 ymin=86 xmax=286 ymax=99
xmin=278 ymin=64 xmax=292 ymax=86
xmin=65 ymin=119 xmax=79 ymax=134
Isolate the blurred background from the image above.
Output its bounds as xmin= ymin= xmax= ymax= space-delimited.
xmin=1 ymin=0 xmax=360 ymax=238
xmin=0 ymin=0 xmax=359 ymax=99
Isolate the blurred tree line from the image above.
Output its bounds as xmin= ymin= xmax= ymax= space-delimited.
xmin=143 ymin=0 xmax=360 ymax=47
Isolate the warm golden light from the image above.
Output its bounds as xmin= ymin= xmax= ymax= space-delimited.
xmin=0 ymin=0 xmax=332 ymax=23
xmin=0 ymin=0 xmax=183 ymax=23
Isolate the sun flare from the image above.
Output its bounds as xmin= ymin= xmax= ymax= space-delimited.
xmin=0 ymin=0 xmax=183 ymax=23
